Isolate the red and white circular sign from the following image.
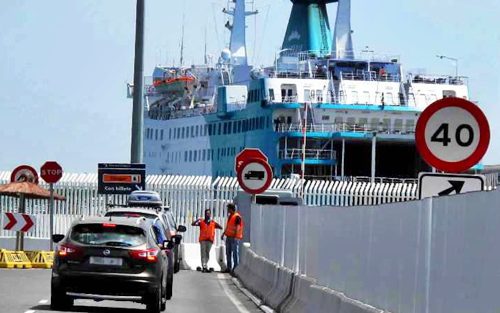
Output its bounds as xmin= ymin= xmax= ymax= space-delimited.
xmin=415 ymin=97 xmax=490 ymax=173
xmin=237 ymin=158 xmax=273 ymax=194
xmin=10 ymin=165 xmax=39 ymax=184
xmin=41 ymin=161 xmax=63 ymax=184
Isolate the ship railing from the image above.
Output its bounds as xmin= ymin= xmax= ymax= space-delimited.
xmin=408 ymin=73 xmax=468 ymax=85
xmin=279 ymin=148 xmax=336 ymax=160
xmin=340 ymin=71 xmax=401 ymax=82
xmin=276 ymin=122 xmax=416 ymax=135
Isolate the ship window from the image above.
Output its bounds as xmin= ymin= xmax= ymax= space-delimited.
xmin=322 ymin=115 xmax=330 ymax=121
xmin=202 ymin=150 xmax=206 ymax=161
xmin=406 ymin=119 xmax=415 ymax=133
xmin=316 ymin=90 xmax=323 ymax=102
xmin=304 ymin=89 xmax=311 ymax=102
xmin=260 ymin=117 xmax=265 ymax=129
xmin=218 ymin=123 xmax=222 ymax=135
xmin=195 ymin=125 xmax=199 ymax=137
xmin=237 ymin=121 xmax=241 ymax=133
xmin=269 ymin=89 xmax=275 ymax=101
xmin=204 ymin=125 xmax=208 ymax=136
xmin=228 ymin=122 xmax=232 ymax=134
xmin=385 ymin=92 xmax=394 ymax=105
xmin=169 ymin=129 xmax=172 ymax=140
xmin=223 ymin=122 xmax=228 ymax=134
xmin=175 ymin=128 xmax=179 ymax=139
xmin=233 ymin=121 xmax=237 ymax=133
xmin=160 ymin=130 xmax=164 ymax=140
xmin=194 ymin=150 xmax=197 ymax=162
xmin=184 ymin=151 xmax=188 ymax=162
xmin=208 ymin=124 xmax=213 ymax=136
xmin=155 ymin=129 xmax=158 ymax=140
xmin=370 ymin=118 xmax=380 ymax=130
xmin=180 ymin=127 xmax=184 ymax=139
xmin=188 ymin=150 xmax=192 ymax=162
xmin=394 ymin=119 xmax=403 ymax=133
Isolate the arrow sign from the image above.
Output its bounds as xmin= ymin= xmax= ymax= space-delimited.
xmin=437 ymin=180 xmax=465 ymax=196
xmin=418 ymin=172 xmax=485 ymax=199
xmin=2 ymin=213 xmax=35 ymax=232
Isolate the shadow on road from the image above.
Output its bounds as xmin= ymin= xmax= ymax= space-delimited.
xmin=30 ymin=304 xmax=145 ymax=313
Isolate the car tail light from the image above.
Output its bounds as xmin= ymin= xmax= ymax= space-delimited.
xmin=102 ymin=223 xmax=116 ymax=228
xmin=57 ymin=243 xmax=83 ymax=259
xmin=129 ymin=248 xmax=159 ymax=263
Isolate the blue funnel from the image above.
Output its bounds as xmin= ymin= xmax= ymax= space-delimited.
xmin=282 ymin=0 xmax=338 ymax=56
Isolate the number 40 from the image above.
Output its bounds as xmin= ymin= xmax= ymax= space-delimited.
xmin=430 ymin=123 xmax=474 ymax=147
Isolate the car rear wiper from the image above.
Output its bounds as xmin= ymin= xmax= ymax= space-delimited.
xmin=103 ymin=241 xmax=132 ymax=247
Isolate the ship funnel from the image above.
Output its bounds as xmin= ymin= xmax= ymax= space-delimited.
xmin=282 ymin=0 xmax=336 ymax=56
xmin=332 ymin=0 xmax=354 ymax=59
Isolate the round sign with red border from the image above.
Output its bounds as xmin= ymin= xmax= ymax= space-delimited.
xmin=415 ymin=97 xmax=490 ymax=173
xmin=237 ymin=158 xmax=273 ymax=194
xmin=10 ymin=165 xmax=39 ymax=184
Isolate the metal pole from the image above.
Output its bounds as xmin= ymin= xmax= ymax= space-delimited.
xmin=341 ymin=139 xmax=345 ymax=179
xmin=131 ymin=0 xmax=145 ymax=163
xmin=49 ymin=183 xmax=54 ymax=251
xmin=371 ymin=133 xmax=377 ymax=183
xmin=300 ymin=102 xmax=308 ymax=198
xmin=15 ymin=194 xmax=25 ymax=251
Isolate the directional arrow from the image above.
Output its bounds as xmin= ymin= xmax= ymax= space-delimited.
xmin=20 ymin=214 xmax=34 ymax=232
xmin=4 ymin=213 xmax=16 ymax=230
xmin=438 ymin=180 xmax=465 ymax=196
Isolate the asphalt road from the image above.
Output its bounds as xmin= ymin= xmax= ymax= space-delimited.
xmin=0 ymin=269 xmax=262 ymax=313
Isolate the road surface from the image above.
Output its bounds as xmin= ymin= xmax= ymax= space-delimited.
xmin=0 ymin=269 xmax=261 ymax=313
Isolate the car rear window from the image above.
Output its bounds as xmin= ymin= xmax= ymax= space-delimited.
xmin=70 ymin=224 xmax=146 ymax=247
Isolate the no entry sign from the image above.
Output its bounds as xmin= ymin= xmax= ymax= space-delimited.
xmin=415 ymin=97 xmax=490 ymax=173
xmin=237 ymin=158 xmax=273 ymax=195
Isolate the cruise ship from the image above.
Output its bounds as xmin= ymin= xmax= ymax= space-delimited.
xmin=137 ymin=0 xmax=469 ymax=180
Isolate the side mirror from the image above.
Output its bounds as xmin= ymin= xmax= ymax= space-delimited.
xmin=173 ymin=234 xmax=183 ymax=245
xmin=177 ymin=225 xmax=187 ymax=233
xmin=52 ymin=234 xmax=65 ymax=243
xmin=162 ymin=240 xmax=175 ymax=250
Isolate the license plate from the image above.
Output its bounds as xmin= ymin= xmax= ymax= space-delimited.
xmin=89 ymin=256 xmax=123 ymax=266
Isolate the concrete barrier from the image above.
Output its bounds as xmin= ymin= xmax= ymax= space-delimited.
xmin=339 ymin=296 xmax=384 ymax=313
xmin=307 ymin=285 xmax=343 ymax=313
xmin=280 ymin=274 xmax=316 ymax=313
xmin=264 ymin=266 xmax=294 ymax=309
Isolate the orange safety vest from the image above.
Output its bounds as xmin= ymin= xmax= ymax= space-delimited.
xmin=199 ymin=220 xmax=216 ymax=242
xmin=224 ymin=212 xmax=244 ymax=239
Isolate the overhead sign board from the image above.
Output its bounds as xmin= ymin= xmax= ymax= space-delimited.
xmin=98 ymin=163 xmax=146 ymax=195
xmin=415 ymin=97 xmax=490 ymax=173
xmin=237 ymin=158 xmax=273 ymax=195
xmin=418 ymin=172 xmax=485 ymax=199
xmin=3 ymin=213 xmax=35 ymax=232
xmin=11 ymin=165 xmax=39 ymax=184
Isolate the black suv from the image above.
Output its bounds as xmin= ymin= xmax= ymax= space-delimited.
xmin=51 ymin=216 xmax=174 ymax=312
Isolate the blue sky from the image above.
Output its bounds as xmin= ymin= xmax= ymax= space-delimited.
xmin=0 ymin=0 xmax=498 ymax=173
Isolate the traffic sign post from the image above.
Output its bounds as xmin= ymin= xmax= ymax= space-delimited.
xmin=236 ymin=158 xmax=273 ymax=195
xmin=41 ymin=161 xmax=63 ymax=250
xmin=415 ymin=97 xmax=490 ymax=173
xmin=418 ymin=172 xmax=485 ymax=199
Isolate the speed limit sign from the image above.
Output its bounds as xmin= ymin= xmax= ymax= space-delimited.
xmin=415 ymin=97 xmax=490 ymax=173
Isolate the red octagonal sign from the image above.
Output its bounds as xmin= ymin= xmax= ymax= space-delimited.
xmin=40 ymin=161 xmax=63 ymax=184
xmin=415 ymin=97 xmax=490 ymax=173
xmin=235 ymin=148 xmax=268 ymax=174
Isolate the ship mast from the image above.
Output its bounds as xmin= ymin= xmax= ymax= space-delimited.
xmin=180 ymin=14 xmax=185 ymax=66
xmin=223 ymin=0 xmax=257 ymax=82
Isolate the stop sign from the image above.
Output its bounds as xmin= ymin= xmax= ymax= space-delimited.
xmin=40 ymin=161 xmax=63 ymax=184
xmin=235 ymin=148 xmax=268 ymax=174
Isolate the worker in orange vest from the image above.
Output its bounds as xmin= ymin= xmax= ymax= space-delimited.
xmin=221 ymin=203 xmax=244 ymax=273
xmin=192 ymin=208 xmax=222 ymax=272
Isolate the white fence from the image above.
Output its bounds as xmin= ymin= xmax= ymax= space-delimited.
xmin=250 ymin=188 xmax=500 ymax=313
xmin=0 ymin=171 xmax=420 ymax=242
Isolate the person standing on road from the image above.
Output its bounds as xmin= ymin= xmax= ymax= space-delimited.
xmin=192 ymin=208 xmax=222 ymax=272
xmin=221 ymin=203 xmax=244 ymax=273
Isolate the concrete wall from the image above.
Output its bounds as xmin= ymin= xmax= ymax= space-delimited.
xmin=250 ymin=189 xmax=500 ymax=313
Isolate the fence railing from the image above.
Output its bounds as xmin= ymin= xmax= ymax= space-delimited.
xmin=1 ymin=171 xmax=420 ymax=241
